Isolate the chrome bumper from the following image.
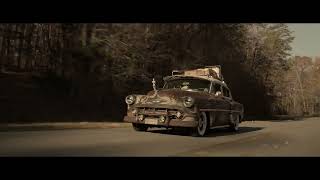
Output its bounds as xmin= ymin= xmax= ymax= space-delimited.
xmin=124 ymin=116 xmax=198 ymax=128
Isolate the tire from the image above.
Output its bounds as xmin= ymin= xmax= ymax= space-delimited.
xmin=132 ymin=123 xmax=148 ymax=132
xmin=191 ymin=112 xmax=209 ymax=137
xmin=229 ymin=115 xmax=240 ymax=132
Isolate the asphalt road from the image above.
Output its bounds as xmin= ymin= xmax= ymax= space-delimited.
xmin=1 ymin=117 xmax=320 ymax=156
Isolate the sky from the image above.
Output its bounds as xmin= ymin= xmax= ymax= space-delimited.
xmin=287 ymin=23 xmax=320 ymax=58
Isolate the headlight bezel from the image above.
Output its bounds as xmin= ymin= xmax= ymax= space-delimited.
xmin=125 ymin=95 xmax=136 ymax=105
xmin=183 ymin=96 xmax=195 ymax=108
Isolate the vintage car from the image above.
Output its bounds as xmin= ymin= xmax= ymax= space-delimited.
xmin=123 ymin=66 xmax=244 ymax=137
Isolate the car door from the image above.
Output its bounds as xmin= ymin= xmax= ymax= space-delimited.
xmin=208 ymin=82 xmax=230 ymax=126
xmin=221 ymin=85 xmax=233 ymax=125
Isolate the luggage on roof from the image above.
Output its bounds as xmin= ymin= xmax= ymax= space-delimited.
xmin=172 ymin=65 xmax=223 ymax=81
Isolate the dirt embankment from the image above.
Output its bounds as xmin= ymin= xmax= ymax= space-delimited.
xmin=2 ymin=71 xmax=317 ymax=124
xmin=0 ymin=72 xmax=124 ymax=123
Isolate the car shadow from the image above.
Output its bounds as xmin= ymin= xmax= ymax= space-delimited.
xmin=205 ymin=126 xmax=264 ymax=137
xmin=260 ymin=119 xmax=304 ymax=122
xmin=148 ymin=126 xmax=264 ymax=137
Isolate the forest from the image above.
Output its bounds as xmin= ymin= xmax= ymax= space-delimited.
xmin=0 ymin=23 xmax=319 ymax=122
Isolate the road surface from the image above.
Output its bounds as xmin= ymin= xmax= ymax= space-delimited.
xmin=1 ymin=117 xmax=320 ymax=156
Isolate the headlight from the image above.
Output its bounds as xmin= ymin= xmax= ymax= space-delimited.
xmin=183 ymin=97 xmax=195 ymax=108
xmin=125 ymin=95 xmax=136 ymax=105
xmin=176 ymin=111 xmax=183 ymax=118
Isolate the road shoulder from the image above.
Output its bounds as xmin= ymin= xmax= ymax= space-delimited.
xmin=0 ymin=122 xmax=132 ymax=132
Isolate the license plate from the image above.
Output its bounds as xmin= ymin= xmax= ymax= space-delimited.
xmin=145 ymin=118 xmax=158 ymax=125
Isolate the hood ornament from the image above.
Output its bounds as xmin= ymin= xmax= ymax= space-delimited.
xmin=152 ymin=78 xmax=158 ymax=97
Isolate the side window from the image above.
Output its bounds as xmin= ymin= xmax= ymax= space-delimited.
xmin=212 ymin=83 xmax=222 ymax=95
xmin=222 ymin=86 xmax=230 ymax=98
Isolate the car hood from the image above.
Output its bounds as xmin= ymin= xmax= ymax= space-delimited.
xmin=147 ymin=89 xmax=208 ymax=99
xmin=134 ymin=89 xmax=209 ymax=107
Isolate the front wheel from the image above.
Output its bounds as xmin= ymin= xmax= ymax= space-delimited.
xmin=191 ymin=112 xmax=209 ymax=137
xmin=132 ymin=123 xmax=148 ymax=132
xmin=229 ymin=115 xmax=240 ymax=132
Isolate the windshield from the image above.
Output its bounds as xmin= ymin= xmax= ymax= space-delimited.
xmin=164 ymin=79 xmax=211 ymax=92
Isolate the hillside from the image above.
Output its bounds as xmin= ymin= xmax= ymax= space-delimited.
xmin=0 ymin=71 xmax=115 ymax=123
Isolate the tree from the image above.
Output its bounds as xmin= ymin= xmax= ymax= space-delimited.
xmin=0 ymin=23 xmax=300 ymax=120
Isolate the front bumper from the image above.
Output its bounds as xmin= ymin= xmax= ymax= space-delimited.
xmin=124 ymin=116 xmax=198 ymax=128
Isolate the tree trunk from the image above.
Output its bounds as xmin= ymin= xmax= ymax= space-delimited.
xmin=0 ymin=24 xmax=8 ymax=72
xmin=6 ymin=30 xmax=11 ymax=67
xmin=17 ymin=24 xmax=26 ymax=70
xmin=87 ymin=23 xmax=96 ymax=46
xmin=25 ymin=24 xmax=35 ymax=71
xmin=81 ymin=24 xmax=87 ymax=47
xmin=294 ymin=67 xmax=307 ymax=114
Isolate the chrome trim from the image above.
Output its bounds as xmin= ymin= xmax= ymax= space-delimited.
xmin=200 ymin=109 xmax=242 ymax=113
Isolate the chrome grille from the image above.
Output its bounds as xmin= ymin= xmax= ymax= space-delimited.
xmin=137 ymin=107 xmax=180 ymax=118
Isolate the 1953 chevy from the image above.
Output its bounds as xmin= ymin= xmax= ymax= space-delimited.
xmin=123 ymin=66 xmax=244 ymax=137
